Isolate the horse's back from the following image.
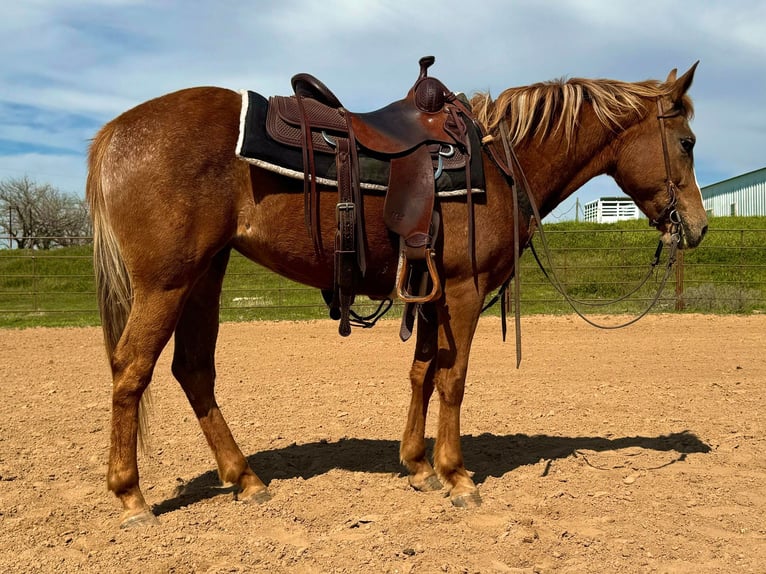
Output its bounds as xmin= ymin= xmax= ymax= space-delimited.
xmin=88 ymin=86 xmax=249 ymax=279
xmin=92 ymin=85 xmax=247 ymax=196
xmin=96 ymin=86 xmax=241 ymax=161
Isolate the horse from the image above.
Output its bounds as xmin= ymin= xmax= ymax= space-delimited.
xmin=86 ymin=62 xmax=707 ymax=527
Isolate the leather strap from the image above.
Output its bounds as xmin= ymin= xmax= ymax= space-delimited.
xmin=346 ymin=120 xmax=367 ymax=275
xmin=498 ymin=122 xmax=523 ymax=368
xmin=651 ymin=98 xmax=680 ymax=228
xmin=334 ymin=138 xmax=356 ymax=336
xmin=447 ymin=96 xmax=485 ymax=270
xmin=295 ymin=94 xmax=322 ymax=254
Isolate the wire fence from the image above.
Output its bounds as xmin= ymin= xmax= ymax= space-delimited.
xmin=1 ymin=227 xmax=765 ymax=325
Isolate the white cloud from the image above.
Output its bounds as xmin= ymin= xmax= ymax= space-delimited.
xmin=0 ymin=0 xmax=764 ymax=206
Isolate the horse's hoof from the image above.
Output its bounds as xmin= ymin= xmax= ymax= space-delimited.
xmin=409 ymin=474 xmax=443 ymax=492
xmin=237 ymin=487 xmax=272 ymax=505
xmin=120 ymin=509 xmax=159 ymax=529
xmin=450 ymin=490 xmax=482 ymax=508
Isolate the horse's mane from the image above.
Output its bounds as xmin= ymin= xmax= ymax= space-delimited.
xmin=470 ymin=77 xmax=694 ymax=146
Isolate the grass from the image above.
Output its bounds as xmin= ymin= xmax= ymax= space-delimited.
xmin=0 ymin=245 xmax=99 ymax=327
xmin=1 ymin=216 xmax=765 ymax=328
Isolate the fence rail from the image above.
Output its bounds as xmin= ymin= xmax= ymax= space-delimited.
xmin=1 ymin=226 xmax=765 ymax=325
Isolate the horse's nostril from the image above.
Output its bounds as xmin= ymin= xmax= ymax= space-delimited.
xmin=700 ymin=224 xmax=708 ymax=240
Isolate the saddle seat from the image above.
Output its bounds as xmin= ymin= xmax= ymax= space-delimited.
xmin=285 ymin=57 xmax=479 ymax=336
xmin=292 ymin=56 xmax=461 ymax=156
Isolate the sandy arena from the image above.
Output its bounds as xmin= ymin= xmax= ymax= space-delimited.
xmin=1 ymin=314 xmax=764 ymax=573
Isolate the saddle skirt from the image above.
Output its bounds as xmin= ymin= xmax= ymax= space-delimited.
xmin=235 ymin=90 xmax=485 ymax=197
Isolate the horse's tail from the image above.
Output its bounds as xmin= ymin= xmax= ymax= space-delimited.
xmin=87 ymin=123 xmax=132 ymax=357
xmin=87 ymin=122 xmax=152 ymax=448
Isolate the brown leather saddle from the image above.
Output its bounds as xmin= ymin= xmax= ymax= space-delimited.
xmin=269 ymin=56 xmax=478 ymax=335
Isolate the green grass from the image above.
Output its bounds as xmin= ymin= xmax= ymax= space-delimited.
xmin=0 ymin=245 xmax=99 ymax=327
xmin=1 ymin=216 xmax=765 ymax=328
xmin=515 ymin=216 xmax=766 ymax=314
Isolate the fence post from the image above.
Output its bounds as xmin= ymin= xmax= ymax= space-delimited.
xmin=6 ymin=206 xmax=12 ymax=249
xmin=675 ymin=249 xmax=685 ymax=311
xmin=32 ymin=255 xmax=39 ymax=312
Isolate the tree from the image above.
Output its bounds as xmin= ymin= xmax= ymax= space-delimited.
xmin=0 ymin=176 xmax=91 ymax=249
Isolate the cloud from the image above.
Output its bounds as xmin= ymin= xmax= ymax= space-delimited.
xmin=0 ymin=0 xmax=763 ymax=213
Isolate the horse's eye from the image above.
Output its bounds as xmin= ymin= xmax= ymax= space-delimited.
xmin=681 ymin=137 xmax=695 ymax=154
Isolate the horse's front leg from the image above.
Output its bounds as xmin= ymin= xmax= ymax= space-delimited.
xmin=400 ymin=304 xmax=443 ymax=492
xmin=433 ymin=282 xmax=484 ymax=507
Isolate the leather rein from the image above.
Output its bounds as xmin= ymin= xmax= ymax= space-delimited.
xmin=484 ymin=96 xmax=683 ymax=366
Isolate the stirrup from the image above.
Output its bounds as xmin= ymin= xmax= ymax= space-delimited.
xmin=395 ymin=248 xmax=442 ymax=304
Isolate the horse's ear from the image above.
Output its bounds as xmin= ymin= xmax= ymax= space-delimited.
xmin=670 ymin=61 xmax=699 ymax=102
xmin=665 ymin=68 xmax=678 ymax=83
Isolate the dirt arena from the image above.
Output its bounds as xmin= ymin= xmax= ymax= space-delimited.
xmin=1 ymin=314 xmax=765 ymax=573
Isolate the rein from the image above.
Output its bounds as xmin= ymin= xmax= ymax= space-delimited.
xmin=484 ymin=96 xmax=683 ymax=362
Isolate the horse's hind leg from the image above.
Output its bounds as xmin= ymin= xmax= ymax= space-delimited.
xmin=171 ymin=249 xmax=270 ymax=504
xmin=400 ymin=304 xmax=443 ymax=491
xmin=108 ymin=287 xmax=190 ymax=528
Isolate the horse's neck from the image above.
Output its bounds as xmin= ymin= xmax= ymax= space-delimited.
xmin=515 ymin=110 xmax=618 ymax=218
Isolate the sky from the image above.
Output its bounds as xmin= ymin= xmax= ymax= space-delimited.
xmin=1 ymin=0 xmax=764 ymax=221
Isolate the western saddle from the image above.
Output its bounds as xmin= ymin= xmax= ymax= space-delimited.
xmin=272 ymin=56 xmax=479 ymax=335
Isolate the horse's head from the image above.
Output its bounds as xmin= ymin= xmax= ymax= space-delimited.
xmin=610 ymin=63 xmax=707 ymax=248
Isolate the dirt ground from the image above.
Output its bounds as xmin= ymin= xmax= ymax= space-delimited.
xmin=1 ymin=314 xmax=765 ymax=573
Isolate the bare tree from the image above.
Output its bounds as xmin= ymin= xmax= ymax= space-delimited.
xmin=0 ymin=176 xmax=91 ymax=249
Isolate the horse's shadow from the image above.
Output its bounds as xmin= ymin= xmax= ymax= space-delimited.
xmin=151 ymin=431 xmax=709 ymax=516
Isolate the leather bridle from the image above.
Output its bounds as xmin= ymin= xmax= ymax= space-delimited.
xmin=651 ymin=98 xmax=684 ymax=245
xmin=484 ymin=95 xmax=684 ymax=365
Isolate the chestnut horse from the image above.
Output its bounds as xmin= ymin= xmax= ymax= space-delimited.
xmin=87 ymin=63 xmax=707 ymax=527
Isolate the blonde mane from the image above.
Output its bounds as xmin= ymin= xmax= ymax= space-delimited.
xmin=470 ymin=77 xmax=694 ymax=146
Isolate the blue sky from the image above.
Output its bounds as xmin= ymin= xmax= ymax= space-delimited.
xmin=1 ymin=0 xmax=764 ymax=220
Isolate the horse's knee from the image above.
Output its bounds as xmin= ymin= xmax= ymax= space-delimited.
xmin=409 ymin=360 xmax=431 ymax=388
xmin=436 ymin=377 xmax=465 ymax=406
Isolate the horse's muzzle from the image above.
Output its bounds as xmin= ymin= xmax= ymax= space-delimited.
xmin=657 ymin=214 xmax=707 ymax=250
xmin=669 ymin=219 xmax=707 ymax=249
xmin=683 ymin=221 xmax=708 ymax=249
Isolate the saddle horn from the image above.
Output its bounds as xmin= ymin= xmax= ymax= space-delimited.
xmin=418 ymin=56 xmax=436 ymax=80
xmin=413 ymin=56 xmax=448 ymax=113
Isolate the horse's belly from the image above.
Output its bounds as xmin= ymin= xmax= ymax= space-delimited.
xmin=232 ymin=179 xmax=399 ymax=297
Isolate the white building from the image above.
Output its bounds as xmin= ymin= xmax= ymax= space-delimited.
xmin=581 ymin=166 xmax=766 ymax=222
xmin=583 ymin=197 xmax=641 ymax=223
xmin=701 ymin=166 xmax=766 ymax=217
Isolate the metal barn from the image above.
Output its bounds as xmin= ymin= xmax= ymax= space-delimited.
xmin=701 ymin=166 xmax=766 ymax=217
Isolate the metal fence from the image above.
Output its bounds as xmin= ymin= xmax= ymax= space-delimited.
xmin=1 ymin=227 xmax=765 ymax=323
xmin=516 ymin=227 xmax=766 ymax=313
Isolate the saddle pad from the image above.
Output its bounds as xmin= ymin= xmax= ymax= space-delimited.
xmin=235 ymin=90 xmax=485 ymax=197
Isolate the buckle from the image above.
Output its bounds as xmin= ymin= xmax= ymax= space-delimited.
xmin=336 ymin=202 xmax=355 ymax=216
